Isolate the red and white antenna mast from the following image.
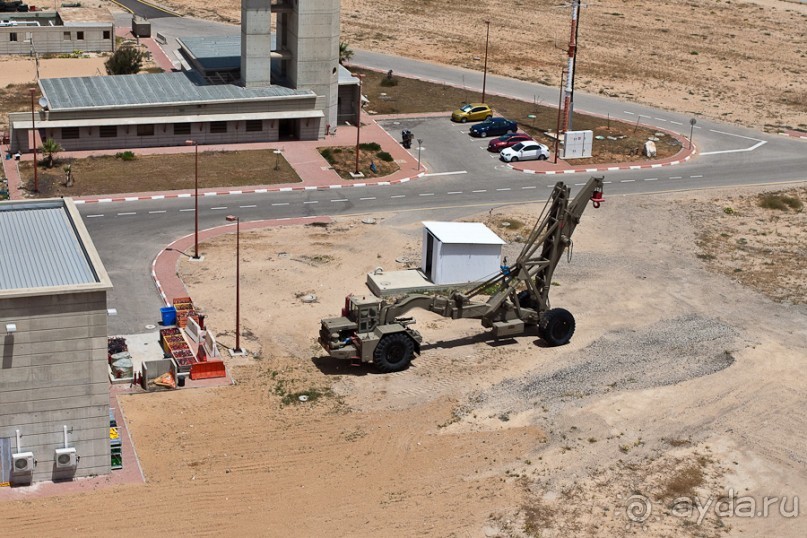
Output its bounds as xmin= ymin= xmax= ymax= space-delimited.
xmin=561 ymin=0 xmax=581 ymax=133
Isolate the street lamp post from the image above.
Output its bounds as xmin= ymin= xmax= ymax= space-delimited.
xmin=482 ymin=20 xmax=490 ymax=103
xmin=29 ymin=88 xmax=38 ymax=193
xmin=225 ymin=215 xmax=242 ymax=353
xmin=274 ymin=148 xmax=283 ymax=171
xmin=186 ymin=140 xmax=200 ymax=259
xmin=689 ymin=118 xmax=697 ymax=150
xmin=417 ymin=138 xmax=423 ymax=171
xmin=354 ymin=73 xmax=364 ymax=175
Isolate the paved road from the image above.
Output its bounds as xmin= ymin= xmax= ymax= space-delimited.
xmin=88 ymin=17 xmax=806 ymax=334
xmin=110 ymin=0 xmax=177 ymax=19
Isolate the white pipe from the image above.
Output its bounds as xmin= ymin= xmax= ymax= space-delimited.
xmin=63 ymin=425 xmax=68 ymax=449
xmin=16 ymin=429 xmax=22 ymax=452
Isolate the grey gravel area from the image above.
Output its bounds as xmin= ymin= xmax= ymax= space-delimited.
xmin=472 ymin=315 xmax=737 ymax=415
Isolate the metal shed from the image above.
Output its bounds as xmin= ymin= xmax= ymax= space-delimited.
xmin=421 ymin=221 xmax=505 ymax=286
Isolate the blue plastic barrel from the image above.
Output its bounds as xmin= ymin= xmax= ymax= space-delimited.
xmin=160 ymin=306 xmax=177 ymax=326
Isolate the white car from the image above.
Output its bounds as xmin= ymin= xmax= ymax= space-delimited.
xmin=500 ymin=142 xmax=550 ymax=162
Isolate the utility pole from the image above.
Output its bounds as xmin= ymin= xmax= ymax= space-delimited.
xmin=482 ymin=20 xmax=490 ymax=103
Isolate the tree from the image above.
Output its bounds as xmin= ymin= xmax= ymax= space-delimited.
xmin=339 ymin=41 xmax=353 ymax=65
xmin=39 ymin=138 xmax=63 ymax=168
xmin=105 ymin=45 xmax=144 ymax=75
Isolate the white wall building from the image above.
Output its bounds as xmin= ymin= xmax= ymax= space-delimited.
xmin=421 ymin=221 xmax=506 ymax=286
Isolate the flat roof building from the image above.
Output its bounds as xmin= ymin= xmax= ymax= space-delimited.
xmin=0 ymin=198 xmax=113 ymax=486
xmin=8 ymin=0 xmax=355 ymax=152
xmin=0 ymin=8 xmax=114 ymax=56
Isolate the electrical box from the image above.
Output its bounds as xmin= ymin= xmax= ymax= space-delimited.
xmin=55 ymin=447 xmax=78 ymax=469
xmin=562 ymin=130 xmax=593 ymax=159
xmin=11 ymin=452 xmax=34 ymax=475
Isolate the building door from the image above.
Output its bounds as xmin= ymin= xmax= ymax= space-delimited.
xmin=425 ymin=232 xmax=434 ymax=278
xmin=0 ymin=437 xmax=11 ymax=485
xmin=278 ymin=119 xmax=296 ymax=140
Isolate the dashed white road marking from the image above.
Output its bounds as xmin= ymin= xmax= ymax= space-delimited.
xmin=210 ymin=206 xmax=228 ymax=210
xmin=117 ymin=212 xmax=136 ymax=216
xmin=179 ymin=208 xmax=195 ymax=212
xmin=472 ymin=189 xmax=487 ymax=193
xmin=272 ymin=202 xmax=290 ymax=206
xmin=496 ymin=188 xmax=511 ymax=191
xmin=87 ymin=214 xmax=104 ymax=218
xmin=419 ymin=193 xmax=435 ymax=196
xmin=644 ymin=177 xmax=658 ymax=181
xmin=303 ymin=201 xmax=318 ymax=204
xmin=330 ymin=199 xmax=348 ymax=203
xmin=149 ymin=210 xmax=167 ymax=214
xmin=691 ymin=175 xmax=703 ymax=178
xmin=670 ymin=176 xmax=682 ymax=179
xmin=239 ymin=204 xmax=257 ymax=208
xmin=391 ymin=194 xmax=406 ymax=198
xmin=447 ymin=191 xmax=463 ymax=195
xmin=621 ymin=179 xmax=635 ymax=183
xmin=359 ymin=197 xmax=376 ymax=200
xmin=522 ymin=186 xmax=537 ymax=189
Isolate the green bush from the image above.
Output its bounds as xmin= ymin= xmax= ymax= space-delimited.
xmin=320 ymin=148 xmax=335 ymax=164
xmin=380 ymin=77 xmax=399 ymax=87
xmin=115 ymin=151 xmax=136 ymax=161
xmin=359 ymin=142 xmax=381 ymax=151
xmin=376 ymin=151 xmax=394 ymax=162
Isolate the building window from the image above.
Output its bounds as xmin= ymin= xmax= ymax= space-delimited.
xmin=77 ymin=31 xmax=84 ymax=41
xmin=245 ymin=120 xmax=263 ymax=132
xmin=63 ymin=32 xmax=71 ymax=40
xmin=137 ymin=124 xmax=155 ymax=136
xmin=173 ymin=123 xmax=191 ymax=135
xmin=10 ymin=33 xmax=17 ymax=42
xmin=103 ymin=30 xmax=111 ymax=40
xmin=62 ymin=127 xmax=80 ymax=140
xmin=100 ymin=125 xmax=118 ymax=138
xmin=210 ymin=122 xmax=227 ymax=134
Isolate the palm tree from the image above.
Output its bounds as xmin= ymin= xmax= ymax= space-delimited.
xmin=339 ymin=41 xmax=353 ymax=65
xmin=40 ymin=138 xmax=63 ymax=168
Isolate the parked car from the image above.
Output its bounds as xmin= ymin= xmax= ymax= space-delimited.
xmin=451 ymin=103 xmax=492 ymax=123
xmin=499 ymin=141 xmax=550 ymax=162
xmin=487 ymin=132 xmax=533 ymax=152
xmin=469 ymin=117 xmax=518 ymax=138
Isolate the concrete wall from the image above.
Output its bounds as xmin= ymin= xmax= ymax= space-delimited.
xmin=8 ymin=93 xmax=321 ymax=151
xmin=0 ymin=290 xmax=111 ymax=485
xmin=0 ymin=25 xmax=114 ymax=55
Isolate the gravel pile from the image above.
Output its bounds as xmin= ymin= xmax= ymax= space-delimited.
xmin=475 ymin=315 xmax=737 ymax=414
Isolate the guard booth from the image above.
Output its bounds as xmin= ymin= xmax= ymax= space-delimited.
xmin=421 ymin=221 xmax=505 ymax=285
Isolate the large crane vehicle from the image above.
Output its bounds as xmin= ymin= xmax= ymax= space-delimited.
xmin=318 ymin=176 xmax=605 ymax=373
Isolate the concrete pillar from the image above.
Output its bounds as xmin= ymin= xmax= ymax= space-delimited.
xmin=241 ymin=0 xmax=272 ymax=88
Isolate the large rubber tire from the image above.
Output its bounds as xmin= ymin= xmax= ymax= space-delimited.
xmin=485 ymin=115 xmax=492 ymax=120
xmin=540 ymin=308 xmax=576 ymax=346
xmin=510 ymin=156 xmax=519 ymax=162
xmin=373 ymin=333 xmax=415 ymax=373
xmin=480 ymin=131 xmax=488 ymax=138
xmin=538 ymin=154 xmax=548 ymax=161
xmin=461 ymin=117 xmax=468 ymax=123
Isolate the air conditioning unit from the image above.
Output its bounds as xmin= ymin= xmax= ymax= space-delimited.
xmin=55 ymin=447 xmax=77 ymax=469
xmin=11 ymin=452 xmax=35 ymax=475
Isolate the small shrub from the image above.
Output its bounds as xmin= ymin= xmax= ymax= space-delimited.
xmin=758 ymin=193 xmax=803 ymax=211
xmin=376 ymin=151 xmax=394 ymax=162
xmin=115 ymin=151 xmax=135 ymax=161
xmin=380 ymin=77 xmax=399 ymax=87
xmin=359 ymin=142 xmax=381 ymax=151
xmin=320 ymin=148 xmax=335 ymax=164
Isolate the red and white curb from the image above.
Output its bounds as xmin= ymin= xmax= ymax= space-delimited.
xmin=779 ymin=131 xmax=807 ymax=140
xmin=508 ymin=152 xmax=695 ymax=175
xmin=73 ymin=173 xmax=426 ymax=204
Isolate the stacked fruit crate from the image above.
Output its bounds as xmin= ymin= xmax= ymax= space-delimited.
xmin=160 ymin=327 xmax=196 ymax=373
xmin=172 ymin=296 xmax=197 ymax=329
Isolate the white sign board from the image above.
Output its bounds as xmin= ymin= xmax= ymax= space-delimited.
xmin=203 ymin=330 xmax=220 ymax=358
xmin=562 ymin=130 xmax=593 ymax=159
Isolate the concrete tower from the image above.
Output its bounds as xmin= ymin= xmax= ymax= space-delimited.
xmin=240 ymin=0 xmax=272 ymax=88
xmin=277 ymin=0 xmax=340 ymax=134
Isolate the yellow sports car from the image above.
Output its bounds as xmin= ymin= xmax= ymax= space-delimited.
xmin=451 ymin=103 xmax=493 ymax=123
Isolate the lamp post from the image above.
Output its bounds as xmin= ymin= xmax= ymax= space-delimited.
xmin=225 ymin=215 xmax=242 ymax=353
xmin=274 ymin=148 xmax=283 ymax=171
xmin=482 ymin=20 xmax=490 ymax=103
xmin=689 ymin=117 xmax=697 ymax=150
xmin=29 ymin=88 xmax=38 ymax=193
xmin=185 ymin=140 xmax=200 ymax=259
xmin=417 ymin=138 xmax=423 ymax=171
xmin=354 ymin=73 xmax=364 ymax=175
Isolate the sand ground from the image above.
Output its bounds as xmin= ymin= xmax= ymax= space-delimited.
xmin=2 ymin=184 xmax=804 ymax=537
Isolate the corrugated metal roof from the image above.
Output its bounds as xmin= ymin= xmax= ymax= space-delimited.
xmin=423 ymin=221 xmax=506 ymax=245
xmin=40 ymin=72 xmax=314 ymax=111
xmin=0 ymin=202 xmax=99 ymax=290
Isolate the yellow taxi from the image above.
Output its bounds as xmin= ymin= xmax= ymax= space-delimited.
xmin=451 ymin=103 xmax=493 ymax=123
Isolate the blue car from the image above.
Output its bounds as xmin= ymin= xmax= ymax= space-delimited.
xmin=469 ymin=117 xmax=518 ymax=138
